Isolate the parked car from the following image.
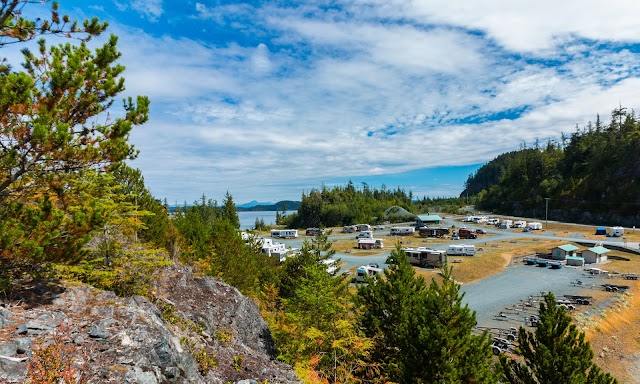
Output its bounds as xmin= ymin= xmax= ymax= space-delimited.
xmin=373 ymin=225 xmax=385 ymax=230
xmin=452 ymin=234 xmax=460 ymax=240
xmin=476 ymin=228 xmax=487 ymax=234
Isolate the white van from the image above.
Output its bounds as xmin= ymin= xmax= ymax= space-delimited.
xmin=447 ymin=244 xmax=476 ymax=256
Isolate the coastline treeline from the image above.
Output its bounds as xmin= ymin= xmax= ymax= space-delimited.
xmin=462 ymin=107 xmax=640 ymax=226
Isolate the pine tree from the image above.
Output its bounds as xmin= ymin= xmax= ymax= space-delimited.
xmin=220 ymin=191 xmax=240 ymax=229
xmin=357 ymin=245 xmax=498 ymax=383
xmin=501 ymin=292 xmax=618 ymax=384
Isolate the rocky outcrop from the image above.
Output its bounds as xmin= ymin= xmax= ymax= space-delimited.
xmin=0 ymin=265 xmax=300 ymax=383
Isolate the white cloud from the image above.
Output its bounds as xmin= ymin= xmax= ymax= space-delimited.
xmin=81 ymin=1 xmax=640 ymax=202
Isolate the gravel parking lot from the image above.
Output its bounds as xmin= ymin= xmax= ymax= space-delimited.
xmin=462 ymin=262 xmax=601 ymax=329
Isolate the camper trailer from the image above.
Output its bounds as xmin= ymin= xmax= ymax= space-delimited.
xmin=354 ymin=264 xmax=384 ymax=283
xmin=513 ymin=220 xmax=527 ymax=228
xmin=403 ymin=247 xmax=447 ymax=267
xmin=499 ymin=220 xmax=513 ymax=229
xmin=447 ymin=244 xmax=476 ymax=256
xmin=270 ymin=229 xmax=299 ymax=239
xmin=418 ymin=227 xmax=450 ymax=238
xmin=528 ymin=222 xmax=543 ymax=230
xmin=486 ymin=218 xmax=500 ymax=225
xmin=390 ymin=227 xmax=415 ymax=236
xmin=609 ymin=226 xmax=624 ymax=237
xmin=356 ymin=224 xmax=372 ymax=232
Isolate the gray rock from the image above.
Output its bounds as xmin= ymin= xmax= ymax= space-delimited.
xmin=0 ymin=355 xmax=27 ymax=382
xmin=73 ymin=335 xmax=85 ymax=345
xmin=13 ymin=338 xmax=31 ymax=354
xmin=14 ymin=324 xmax=27 ymax=335
xmin=88 ymin=325 xmax=111 ymax=339
xmin=125 ymin=366 xmax=158 ymax=384
xmin=0 ymin=307 xmax=11 ymax=319
xmin=237 ymin=380 xmax=258 ymax=384
xmin=0 ymin=341 xmax=17 ymax=356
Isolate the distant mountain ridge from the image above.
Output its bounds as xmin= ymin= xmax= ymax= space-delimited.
xmin=237 ymin=200 xmax=273 ymax=208
xmin=236 ymin=200 xmax=300 ymax=212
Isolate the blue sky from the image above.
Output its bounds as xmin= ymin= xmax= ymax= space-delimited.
xmin=10 ymin=1 xmax=640 ymax=204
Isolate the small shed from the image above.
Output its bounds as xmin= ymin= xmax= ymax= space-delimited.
xmin=551 ymin=244 xmax=580 ymax=260
xmin=566 ymin=256 xmax=585 ymax=267
xmin=357 ymin=238 xmax=384 ymax=250
xmin=595 ymin=227 xmax=607 ymax=235
xmin=582 ymin=245 xmax=610 ymax=264
xmin=415 ymin=214 xmax=443 ymax=226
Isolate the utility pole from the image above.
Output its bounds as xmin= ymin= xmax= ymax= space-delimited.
xmin=545 ymin=198 xmax=550 ymax=227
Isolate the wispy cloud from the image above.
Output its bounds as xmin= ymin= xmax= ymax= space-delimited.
xmin=27 ymin=0 xmax=640 ymax=202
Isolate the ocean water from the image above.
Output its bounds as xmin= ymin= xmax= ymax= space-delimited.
xmin=238 ymin=210 xmax=296 ymax=230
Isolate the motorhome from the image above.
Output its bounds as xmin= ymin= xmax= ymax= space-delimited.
xmin=499 ymin=220 xmax=513 ymax=229
xmin=487 ymin=218 xmax=500 ymax=225
xmin=529 ymin=222 xmax=543 ymax=230
xmin=447 ymin=244 xmax=476 ymax=256
xmin=355 ymin=230 xmax=374 ymax=239
xmin=390 ymin=226 xmax=415 ymax=236
xmin=403 ymin=247 xmax=447 ymax=267
xmin=513 ymin=220 xmax=527 ymax=228
xmin=473 ymin=216 xmax=488 ymax=224
xmin=322 ymin=259 xmax=339 ymax=275
xmin=255 ymin=237 xmax=287 ymax=258
xmin=270 ymin=229 xmax=299 ymax=239
xmin=356 ymin=224 xmax=372 ymax=232
xmin=355 ymin=264 xmax=384 ymax=283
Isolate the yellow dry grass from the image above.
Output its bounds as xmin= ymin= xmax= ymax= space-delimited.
xmin=575 ymin=281 xmax=640 ymax=384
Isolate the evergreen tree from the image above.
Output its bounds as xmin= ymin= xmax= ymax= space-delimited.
xmin=220 ymin=191 xmax=240 ymax=229
xmin=501 ymin=292 xmax=618 ymax=384
xmin=357 ymin=245 xmax=498 ymax=383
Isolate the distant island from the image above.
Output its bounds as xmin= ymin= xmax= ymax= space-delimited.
xmin=236 ymin=200 xmax=300 ymax=212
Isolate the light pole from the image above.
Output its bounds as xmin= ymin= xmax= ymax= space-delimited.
xmin=545 ymin=198 xmax=550 ymax=227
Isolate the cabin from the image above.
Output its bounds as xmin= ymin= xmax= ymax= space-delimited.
xmin=566 ymin=256 xmax=585 ymax=267
xmin=447 ymin=244 xmax=476 ymax=256
xmin=357 ymin=238 xmax=384 ymax=250
xmin=415 ymin=214 xmax=443 ymax=227
xmin=390 ymin=227 xmax=415 ymax=236
xmin=582 ymin=245 xmax=610 ymax=264
xmin=551 ymin=244 xmax=580 ymax=260
xmin=270 ymin=229 xmax=299 ymax=239
xmin=403 ymin=247 xmax=447 ymax=267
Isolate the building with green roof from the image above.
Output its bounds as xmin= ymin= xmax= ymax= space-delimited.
xmin=415 ymin=214 xmax=443 ymax=226
xmin=582 ymin=245 xmax=610 ymax=264
xmin=551 ymin=244 xmax=580 ymax=260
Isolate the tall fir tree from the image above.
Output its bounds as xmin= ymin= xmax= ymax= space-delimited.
xmin=220 ymin=191 xmax=240 ymax=229
xmin=501 ymin=292 xmax=618 ymax=384
xmin=357 ymin=244 xmax=498 ymax=383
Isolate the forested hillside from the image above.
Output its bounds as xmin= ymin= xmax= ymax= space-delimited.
xmin=462 ymin=107 xmax=640 ymax=226
xmin=280 ymin=181 xmax=467 ymax=228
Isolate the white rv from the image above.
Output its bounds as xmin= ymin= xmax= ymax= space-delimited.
xmin=270 ymin=229 xmax=299 ymax=239
xmin=447 ymin=244 xmax=476 ymax=256
xmin=473 ymin=216 xmax=488 ymax=224
xmin=499 ymin=220 xmax=513 ymax=229
xmin=390 ymin=227 xmax=415 ymax=236
xmin=609 ymin=226 xmax=624 ymax=237
xmin=486 ymin=218 xmax=500 ymax=225
xmin=356 ymin=224 xmax=372 ymax=232
xmin=355 ymin=265 xmax=384 ymax=283
xmin=513 ymin=220 xmax=527 ymax=228
xmin=528 ymin=222 xmax=543 ymax=230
